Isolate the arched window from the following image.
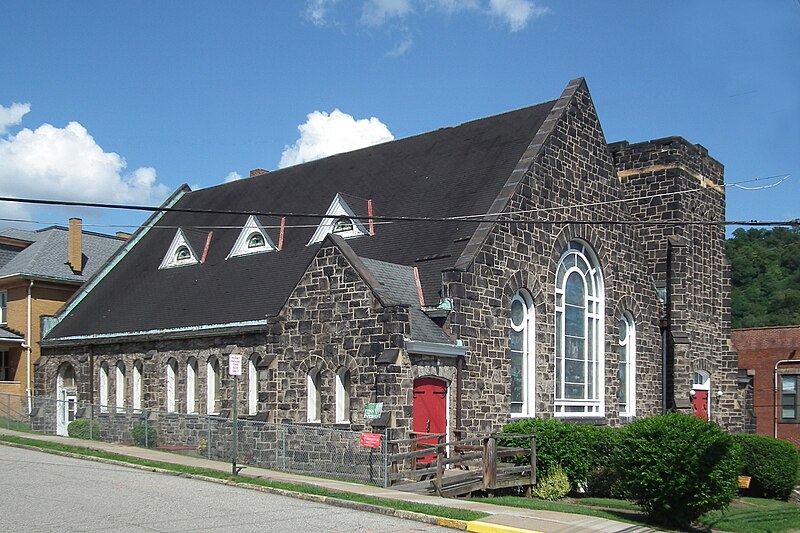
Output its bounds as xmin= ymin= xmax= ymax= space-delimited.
xmin=247 ymin=232 xmax=265 ymax=249
xmin=99 ymin=362 xmax=109 ymax=413
xmin=618 ymin=312 xmax=636 ymax=417
xmin=166 ymin=358 xmax=177 ymax=413
xmin=335 ymin=367 xmax=351 ymax=424
xmin=332 ymin=217 xmax=354 ymax=235
xmin=132 ymin=360 xmax=143 ymax=413
xmin=509 ymin=290 xmax=535 ymax=416
xmin=307 ymin=368 xmax=321 ymax=423
xmin=207 ymin=357 xmax=220 ymax=414
xmin=115 ymin=362 xmax=126 ymax=413
xmin=555 ymin=241 xmax=604 ymax=416
xmin=186 ymin=357 xmax=198 ymax=414
xmin=248 ymin=356 xmax=261 ymax=416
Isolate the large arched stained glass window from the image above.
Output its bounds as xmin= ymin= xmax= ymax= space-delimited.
xmin=555 ymin=241 xmax=604 ymax=416
xmin=509 ymin=291 xmax=535 ymax=416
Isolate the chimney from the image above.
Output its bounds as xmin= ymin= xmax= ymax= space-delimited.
xmin=249 ymin=168 xmax=269 ymax=177
xmin=67 ymin=218 xmax=83 ymax=274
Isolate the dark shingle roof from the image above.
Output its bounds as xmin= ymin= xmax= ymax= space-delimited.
xmin=45 ymin=98 xmax=556 ymax=340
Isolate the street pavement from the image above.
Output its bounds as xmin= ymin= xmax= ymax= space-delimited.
xmin=0 ymin=428 xmax=655 ymax=533
xmin=0 ymin=444 xmax=451 ymax=532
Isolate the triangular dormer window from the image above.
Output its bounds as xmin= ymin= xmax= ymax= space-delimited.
xmin=308 ymin=193 xmax=369 ymax=245
xmin=159 ymin=229 xmax=200 ymax=269
xmin=227 ymin=215 xmax=276 ymax=259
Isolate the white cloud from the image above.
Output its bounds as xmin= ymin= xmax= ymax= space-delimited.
xmin=0 ymin=106 xmax=169 ymax=220
xmin=305 ymin=0 xmax=341 ymax=26
xmin=361 ymin=0 xmax=413 ymax=27
xmin=0 ymin=102 xmax=30 ymax=135
xmin=224 ymin=171 xmax=243 ymax=183
xmin=279 ymin=109 xmax=394 ymax=168
xmin=488 ymin=0 xmax=549 ymax=32
xmin=387 ymin=35 xmax=414 ymax=56
xmin=431 ymin=0 xmax=479 ymax=13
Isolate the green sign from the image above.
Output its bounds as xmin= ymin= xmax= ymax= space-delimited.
xmin=364 ymin=402 xmax=383 ymax=419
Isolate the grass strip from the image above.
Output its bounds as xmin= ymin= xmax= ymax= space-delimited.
xmin=697 ymin=497 xmax=800 ymax=533
xmin=0 ymin=435 xmax=486 ymax=522
xmin=469 ymin=495 xmax=646 ymax=527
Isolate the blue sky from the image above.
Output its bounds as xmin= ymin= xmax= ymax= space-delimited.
xmin=0 ymin=1 xmax=797 ymax=235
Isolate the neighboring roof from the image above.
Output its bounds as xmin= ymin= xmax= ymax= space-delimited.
xmin=45 ymin=92 xmax=561 ymax=340
xmin=360 ymin=257 xmax=452 ymax=345
xmin=0 ymin=226 xmax=124 ymax=284
xmin=0 ymin=326 xmax=24 ymax=342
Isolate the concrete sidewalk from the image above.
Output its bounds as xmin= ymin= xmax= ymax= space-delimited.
xmin=0 ymin=428 xmax=654 ymax=533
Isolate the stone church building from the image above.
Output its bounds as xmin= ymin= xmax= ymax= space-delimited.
xmin=36 ymin=78 xmax=744 ymax=439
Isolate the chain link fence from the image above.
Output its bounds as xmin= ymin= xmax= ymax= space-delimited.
xmin=0 ymin=393 xmax=389 ymax=487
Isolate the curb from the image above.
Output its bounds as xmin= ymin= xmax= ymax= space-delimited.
xmin=0 ymin=440 xmax=491 ymax=531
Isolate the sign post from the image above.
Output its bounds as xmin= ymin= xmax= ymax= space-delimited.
xmin=229 ymin=353 xmax=242 ymax=476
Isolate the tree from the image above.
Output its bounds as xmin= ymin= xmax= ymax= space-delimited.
xmin=727 ymin=227 xmax=800 ymax=328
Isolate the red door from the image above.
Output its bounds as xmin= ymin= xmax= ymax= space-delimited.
xmin=412 ymin=377 xmax=447 ymax=465
xmin=692 ymin=390 xmax=709 ymax=421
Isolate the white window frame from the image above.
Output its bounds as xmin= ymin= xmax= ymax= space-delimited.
xmin=618 ymin=312 xmax=636 ymax=417
xmin=132 ymin=360 xmax=143 ymax=413
xmin=99 ymin=362 xmax=109 ymax=413
xmin=186 ymin=357 xmax=198 ymax=414
xmin=166 ymin=359 xmax=177 ymax=413
xmin=335 ymin=367 xmax=350 ymax=424
xmin=248 ymin=356 xmax=259 ymax=416
xmin=159 ymin=229 xmax=200 ymax=269
xmin=207 ymin=357 xmax=220 ymax=415
xmin=509 ymin=291 xmax=535 ymax=417
xmin=307 ymin=368 xmax=322 ymax=423
xmin=115 ymin=362 xmax=126 ymax=413
xmin=554 ymin=241 xmax=605 ymax=417
xmin=307 ymin=193 xmax=369 ymax=245
xmin=227 ymin=215 xmax=276 ymax=259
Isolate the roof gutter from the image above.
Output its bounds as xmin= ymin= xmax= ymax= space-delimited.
xmin=42 ymin=319 xmax=270 ymax=348
xmin=404 ymin=340 xmax=467 ymax=358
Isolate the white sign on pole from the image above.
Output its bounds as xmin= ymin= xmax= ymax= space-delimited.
xmin=229 ymin=354 xmax=242 ymax=376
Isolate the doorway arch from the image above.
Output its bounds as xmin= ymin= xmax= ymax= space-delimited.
xmin=412 ymin=377 xmax=448 ymax=464
xmin=56 ymin=363 xmax=77 ymax=436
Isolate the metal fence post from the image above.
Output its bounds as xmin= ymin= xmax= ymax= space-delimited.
xmin=89 ymin=403 xmax=94 ymax=441
xmin=6 ymin=394 xmax=10 ymax=429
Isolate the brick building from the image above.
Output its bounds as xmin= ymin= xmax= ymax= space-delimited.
xmin=734 ymin=326 xmax=800 ymax=446
xmin=0 ymin=220 xmax=123 ymax=401
xmin=36 ymin=78 xmax=743 ymax=439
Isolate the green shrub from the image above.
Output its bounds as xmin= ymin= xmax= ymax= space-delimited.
xmin=67 ymin=418 xmax=101 ymax=440
xmin=501 ymin=418 xmax=621 ymax=494
xmin=735 ymin=433 xmax=800 ymax=500
xmin=131 ymin=423 xmax=157 ymax=448
xmin=611 ymin=413 xmax=739 ymax=528
xmin=532 ymin=464 xmax=571 ymax=501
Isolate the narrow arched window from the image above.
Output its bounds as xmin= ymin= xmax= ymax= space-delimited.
xmin=115 ymin=362 xmax=126 ymax=413
xmin=307 ymin=368 xmax=322 ymax=423
xmin=207 ymin=357 xmax=220 ymax=414
xmin=335 ymin=367 xmax=351 ymax=424
xmin=618 ymin=312 xmax=636 ymax=417
xmin=555 ymin=241 xmax=604 ymax=417
xmin=248 ymin=356 xmax=261 ymax=416
xmin=166 ymin=358 xmax=177 ymax=413
xmin=186 ymin=357 xmax=198 ymax=414
xmin=132 ymin=360 xmax=143 ymax=413
xmin=509 ymin=290 xmax=535 ymax=416
xmin=99 ymin=362 xmax=109 ymax=413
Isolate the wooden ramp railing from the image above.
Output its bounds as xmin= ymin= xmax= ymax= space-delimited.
xmin=386 ymin=432 xmax=536 ymax=498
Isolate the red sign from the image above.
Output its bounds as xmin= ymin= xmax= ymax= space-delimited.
xmin=359 ymin=432 xmax=382 ymax=449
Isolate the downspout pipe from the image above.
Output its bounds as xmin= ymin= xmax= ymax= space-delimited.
xmin=661 ymin=240 xmax=672 ymax=415
xmin=26 ymin=280 xmax=33 ymax=412
xmin=774 ymin=359 xmax=800 ymax=438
